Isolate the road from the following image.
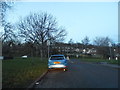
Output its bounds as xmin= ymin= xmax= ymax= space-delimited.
xmin=34 ymin=59 xmax=119 ymax=88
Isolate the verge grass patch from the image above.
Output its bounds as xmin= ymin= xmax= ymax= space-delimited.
xmin=2 ymin=57 xmax=48 ymax=88
xmin=78 ymin=57 xmax=119 ymax=65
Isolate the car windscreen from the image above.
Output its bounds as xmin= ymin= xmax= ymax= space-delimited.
xmin=50 ymin=56 xmax=65 ymax=60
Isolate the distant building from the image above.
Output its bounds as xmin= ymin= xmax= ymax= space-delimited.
xmin=49 ymin=42 xmax=97 ymax=57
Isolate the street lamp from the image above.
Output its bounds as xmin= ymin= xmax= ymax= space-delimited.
xmin=47 ymin=40 xmax=50 ymax=59
xmin=82 ymin=49 xmax=86 ymax=60
xmin=83 ymin=49 xmax=86 ymax=54
xmin=0 ymin=39 xmax=3 ymax=60
xmin=108 ymin=42 xmax=112 ymax=60
xmin=113 ymin=48 xmax=118 ymax=60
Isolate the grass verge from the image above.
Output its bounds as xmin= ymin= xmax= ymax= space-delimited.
xmin=2 ymin=57 xmax=48 ymax=88
xmin=73 ymin=57 xmax=119 ymax=65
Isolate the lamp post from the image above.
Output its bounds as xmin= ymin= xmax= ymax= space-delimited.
xmin=113 ymin=48 xmax=118 ymax=60
xmin=114 ymin=48 xmax=116 ymax=59
xmin=47 ymin=40 xmax=50 ymax=59
xmin=109 ymin=42 xmax=112 ymax=60
xmin=0 ymin=39 xmax=3 ymax=60
xmin=83 ymin=49 xmax=86 ymax=54
xmin=83 ymin=49 xmax=86 ymax=60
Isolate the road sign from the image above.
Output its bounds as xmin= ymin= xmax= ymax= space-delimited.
xmin=47 ymin=40 xmax=50 ymax=46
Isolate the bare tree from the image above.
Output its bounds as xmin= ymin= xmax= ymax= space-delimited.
xmin=0 ymin=1 xmax=14 ymax=57
xmin=0 ymin=1 xmax=14 ymax=32
xmin=82 ymin=36 xmax=90 ymax=46
xmin=93 ymin=36 xmax=113 ymax=58
xmin=68 ymin=38 xmax=74 ymax=44
xmin=18 ymin=12 xmax=67 ymax=58
xmin=0 ymin=1 xmax=13 ymax=26
xmin=81 ymin=36 xmax=90 ymax=50
xmin=0 ymin=1 xmax=14 ymax=37
xmin=2 ymin=23 xmax=16 ymax=42
xmin=1 ymin=22 xmax=17 ymax=57
xmin=0 ymin=1 xmax=15 ymax=41
xmin=93 ymin=36 xmax=112 ymax=46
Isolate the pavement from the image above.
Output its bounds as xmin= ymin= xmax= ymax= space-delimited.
xmin=32 ymin=59 xmax=119 ymax=88
xmin=27 ymin=70 xmax=48 ymax=89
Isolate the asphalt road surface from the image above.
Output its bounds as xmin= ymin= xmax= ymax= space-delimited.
xmin=35 ymin=59 xmax=119 ymax=88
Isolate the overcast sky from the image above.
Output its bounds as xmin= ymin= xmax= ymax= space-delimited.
xmin=6 ymin=1 xmax=118 ymax=44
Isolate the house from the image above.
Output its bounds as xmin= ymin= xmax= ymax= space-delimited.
xmin=49 ymin=42 xmax=97 ymax=57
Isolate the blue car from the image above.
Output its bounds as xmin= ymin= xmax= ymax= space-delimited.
xmin=48 ymin=54 xmax=67 ymax=71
